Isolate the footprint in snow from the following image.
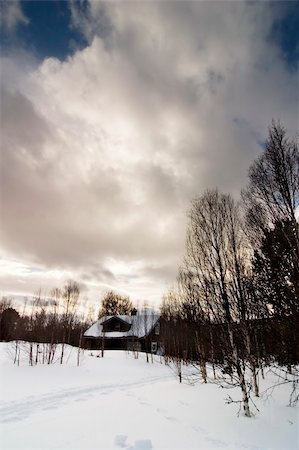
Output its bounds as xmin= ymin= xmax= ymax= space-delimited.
xmin=114 ymin=434 xmax=128 ymax=448
xmin=192 ymin=425 xmax=206 ymax=434
xmin=156 ymin=407 xmax=167 ymax=414
xmin=206 ymin=437 xmax=227 ymax=448
xmin=126 ymin=392 xmax=135 ymax=397
xmin=1 ymin=414 xmax=28 ymax=423
xmin=127 ymin=439 xmax=153 ymax=450
xmin=42 ymin=405 xmax=58 ymax=411
xmin=166 ymin=416 xmax=180 ymax=423
xmin=114 ymin=436 xmax=153 ymax=450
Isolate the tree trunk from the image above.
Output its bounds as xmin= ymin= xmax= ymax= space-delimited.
xmin=228 ymin=324 xmax=251 ymax=417
xmin=244 ymin=325 xmax=259 ymax=397
xmin=236 ymin=363 xmax=251 ymax=417
xmin=77 ymin=331 xmax=83 ymax=366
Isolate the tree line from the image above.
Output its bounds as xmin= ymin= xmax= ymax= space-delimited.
xmin=0 ymin=281 xmax=93 ymax=362
xmin=0 ymin=286 xmax=138 ymax=345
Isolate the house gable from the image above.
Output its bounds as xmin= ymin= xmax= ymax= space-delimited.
xmin=84 ymin=313 xmax=160 ymax=341
xmin=102 ymin=316 xmax=132 ymax=333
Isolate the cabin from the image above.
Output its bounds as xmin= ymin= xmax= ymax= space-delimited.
xmin=83 ymin=312 xmax=162 ymax=354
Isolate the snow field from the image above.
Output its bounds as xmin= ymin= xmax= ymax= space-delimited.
xmin=0 ymin=342 xmax=297 ymax=449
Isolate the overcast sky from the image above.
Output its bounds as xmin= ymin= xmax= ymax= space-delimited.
xmin=0 ymin=0 xmax=298 ymax=308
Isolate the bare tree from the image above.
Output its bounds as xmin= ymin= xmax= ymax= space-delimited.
xmin=242 ymin=121 xmax=299 ymax=396
xmin=160 ymin=289 xmax=187 ymax=382
xmin=177 ymin=271 xmax=208 ymax=382
xmin=98 ymin=291 xmax=133 ymax=317
xmin=184 ymin=189 xmax=256 ymax=416
xmin=243 ymin=121 xmax=299 ymax=299
xmin=0 ymin=297 xmax=13 ymax=314
xmin=47 ymin=288 xmax=61 ymax=364
xmin=60 ymin=280 xmax=80 ymax=364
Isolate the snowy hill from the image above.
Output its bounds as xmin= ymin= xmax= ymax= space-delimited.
xmin=0 ymin=342 xmax=297 ymax=449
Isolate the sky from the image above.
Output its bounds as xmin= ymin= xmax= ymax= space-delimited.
xmin=0 ymin=0 xmax=298 ymax=310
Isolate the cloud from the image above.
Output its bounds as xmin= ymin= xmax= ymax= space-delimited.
xmin=0 ymin=1 xmax=29 ymax=32
xmin=0 ymin=1 xmax=297 ymax=304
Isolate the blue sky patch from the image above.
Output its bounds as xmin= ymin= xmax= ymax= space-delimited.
xmin=268 ymin=2 xmax=299 ymax=69
xmin=1 ymin=1 xmax=88 ymax=61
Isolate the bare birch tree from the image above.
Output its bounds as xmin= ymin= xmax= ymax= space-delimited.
xmin=184 ymin=189 xmax=254 ymax=416
xmin=60 ymin=280 xmax=80 ymax=364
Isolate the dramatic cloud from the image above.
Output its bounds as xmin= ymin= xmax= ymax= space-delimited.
xmin=1 ymin=1 xmax=297 ymax=305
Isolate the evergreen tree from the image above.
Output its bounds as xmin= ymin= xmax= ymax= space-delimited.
xmin=253 ymin=219 xmax=299 ymax=316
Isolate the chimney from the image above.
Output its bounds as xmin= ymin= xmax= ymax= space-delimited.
xmin=131 ymin=308 xmax=137 ymax=316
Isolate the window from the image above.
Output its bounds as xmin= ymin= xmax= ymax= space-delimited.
xmin=155 ymin=322 xmax=160 ymax=335
xmin=114 ymin=322 xmax=121 ymax=331
xmin=151 ymin=342 xmax=157 ymax=353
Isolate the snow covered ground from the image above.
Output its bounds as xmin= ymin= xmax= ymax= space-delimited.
xmin=0 ymin=342 xmax=297 ymax=449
